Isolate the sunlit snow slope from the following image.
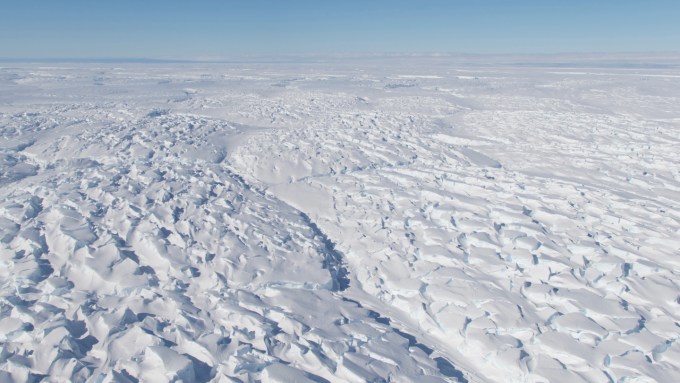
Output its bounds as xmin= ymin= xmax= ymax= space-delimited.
xmin=1 ymin=57 xmax=679 ymax=382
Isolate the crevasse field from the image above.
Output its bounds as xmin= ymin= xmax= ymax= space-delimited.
xmin=1 ymin=56 xmax=679 ymax=382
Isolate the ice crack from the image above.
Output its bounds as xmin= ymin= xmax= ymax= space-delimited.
xmin=299 ymin=212 xmax=350 ymax=292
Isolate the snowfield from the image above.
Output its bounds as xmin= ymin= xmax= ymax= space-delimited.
xmin=1 ymin=57 xmax=679 ymax=382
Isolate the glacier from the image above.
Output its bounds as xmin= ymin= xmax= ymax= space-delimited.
xmin=1 ymin=56 xmax=679 ymax=382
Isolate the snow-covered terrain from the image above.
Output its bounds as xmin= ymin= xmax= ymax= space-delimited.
xmin=1 ymin=56 xmax=679 ymax=382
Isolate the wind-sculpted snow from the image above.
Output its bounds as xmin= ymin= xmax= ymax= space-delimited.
xmin=1 ymin=60 xmax=680 ymax=382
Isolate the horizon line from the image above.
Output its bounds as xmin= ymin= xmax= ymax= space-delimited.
xmin=2 ymin=51 xmax=680 ymax=62
xmin=1 ymin=52 xmax=680 ymax=70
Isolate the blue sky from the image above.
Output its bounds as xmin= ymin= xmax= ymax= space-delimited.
xmin=1 ymin=1 xmax=679 ymax=59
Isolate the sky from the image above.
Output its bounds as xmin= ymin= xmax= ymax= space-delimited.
xmin=1 ymin=0 xmax=679 ymax=59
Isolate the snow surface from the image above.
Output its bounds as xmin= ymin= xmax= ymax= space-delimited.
xmin=1 ymin=58 xmax=679 ymax=382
